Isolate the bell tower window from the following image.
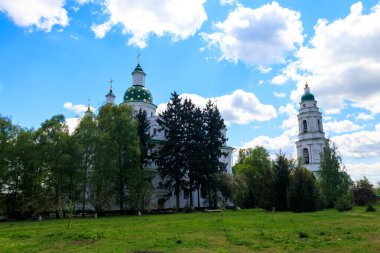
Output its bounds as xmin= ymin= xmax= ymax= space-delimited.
xmin=303 ymin=148 xmax=310 ymax=164
xmin=303 ymin=120 xmax=308 ymax=133
xmin=317 ymin=119 xmax=321 ymax=132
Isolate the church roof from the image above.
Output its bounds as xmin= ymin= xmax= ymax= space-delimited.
xmin=123 ymin=85 xmax=153 ymax=104
xmin=301 ymin=93 xmax=315 ymax=101
xmin=132 ymin=63 xmax=146 ymax=76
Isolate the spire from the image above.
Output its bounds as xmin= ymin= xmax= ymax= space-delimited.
xmin=106 ymin=79 xmax=116 ymax=105
xmin=304 ymin=81 xmax=310 ymax=94
xmin=85 ymin=98 xmax=93 ymax=117
xmin=132 ymin=54 xmax=146 ymax=86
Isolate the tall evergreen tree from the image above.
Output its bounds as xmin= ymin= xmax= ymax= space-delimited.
xmin=136 ymin=109 xmax=153 ymax=169
xmin=318 ymin=139 xmax=351 ymax=208
xmin=273 ymin=153 xmax=292 ymax=211
xmin=156 ymin=92 xmax=187 ymax=209
xmin=202 ymin=101 xmax=227 ymax=207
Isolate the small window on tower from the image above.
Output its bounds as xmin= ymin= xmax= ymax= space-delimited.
xmin=317 ymin=119 xmax=321 ymax=132
xmin=303 ymin=148 xmax=310 ymax=164
xmin=303 ymin=120 xmax=308 ymax=133
xmin=151 ymin=112 xmax=153 ymax=117
xmin=153 ymin=128 xmax=157 ymax=136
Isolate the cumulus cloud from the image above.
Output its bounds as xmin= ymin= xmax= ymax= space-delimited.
xmin=324 ymin=120 xmax=364 ymax=134
xmin=64 ymin=102 xmax=95 ymax=115
xmin=0 ymin=0 xmax=69 ymax=32
xmin=290 ymin=2 xmax=380 ymax=115
xmin=241 ymin=128 xmax=298 ymax=158
xmin=356 ymin=112 xmax=375 ymax=121
xmin=238 ymin=103 xmax=298 ymax=158
xmin=201 ymin=2 xmax=303 ymax=66
xmin=91 ymin=0 xmax=207 ymax=48
xmin=331 ymin=123 xmax=380 ymax=159
xmin=157 ymin=90 xmax=277 ymax=125
xmin=271 ymin=75 xmax=288 ymax=85
xmin=220 ymin=0 xmax=237 ymax=6
xmin=345 ymin=162 xmax=380 ymax=184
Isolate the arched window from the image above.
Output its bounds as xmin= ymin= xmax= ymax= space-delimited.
xmin=303 ymin=120 xmax=308 ymax=133
xmin=151 ymin=112 xmax=153 ymax=117
xmin=153 ymin=128 xmax=157 ymax=136
xmin=303 ymin=148 xmax=310 ymax=164
xmin=317 ymin=119 xmax=321 ymax=132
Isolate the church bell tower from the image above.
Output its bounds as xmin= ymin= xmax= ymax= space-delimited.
xmin=295 ymin=83 xmax=326 ymax=172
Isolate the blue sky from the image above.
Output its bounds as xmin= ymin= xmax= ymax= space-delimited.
xmin=1 ymin=0 xmax=380 ymax=183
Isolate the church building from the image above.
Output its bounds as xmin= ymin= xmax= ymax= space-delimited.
xmin=102 ymin=60 xmax=234 ymax=209
xmin=296 ymin=83 xmax=326 ymax=172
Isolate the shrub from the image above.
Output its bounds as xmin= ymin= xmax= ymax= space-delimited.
xmin=352 ymin=177 xmax=377 ymax=206
xmin=366 ymin=204 xmax=376 ymax=212
xmin=334 ymin=193 xmax=354 ymax=212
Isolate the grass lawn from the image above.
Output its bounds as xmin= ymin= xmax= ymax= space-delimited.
xmin=1 ymin=206 xmax=380 ymax=253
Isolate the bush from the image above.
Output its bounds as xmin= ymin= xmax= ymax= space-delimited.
xmin=366 ymin=204 xmax=376 ymax=212
xmin=352 ymin=177 xmax=377 ymax=206
xmin=334 ymin=193 xmax=354 ymax=212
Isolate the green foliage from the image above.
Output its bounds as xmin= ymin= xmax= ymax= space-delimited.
xmin=366 ymin=204 xmax=376 ymax=212
xmin=318 ymin=139 xmax=351 ymax=208
xmin=334 ymin=192 xmax=354 ymax=212
xmin=233 ymin=146 xmax=275 ymax=210
xmin=352 ymin=177 xmax=377 ymax=206
xmin=156 ymin=93 xmax=227 ymax=208
xmin=272 ymin=153 xmax=293 ymax=211
xmin=287 ymin=166 xmax=319 ymax=212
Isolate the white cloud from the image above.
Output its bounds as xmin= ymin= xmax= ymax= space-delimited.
xmin=64 ymin=102 xmax=95 ymax=115
xmin=345 ymin=162 xmax=380 ymax=184
xmin=220 ymin=0 xmax=237 ymax=6
xmin=76 ymin=0 xmax=93 ymax=4
xmin=324 ymin=120 xmax=364 ymax=134
xmin=278 ymin=103 xmax=298 ymax=130
xmin=271 ymin=74 xmax=287 ymax=85
xmin=290 ymin=2 xmax=380 ymax=115
xmin=201 ymin=2 xmax=303 ymax=66
xmin=0 ymin=0 xmax=68 ymax=32
xmin=157 ymin=90 xmax=277 ymax=125
xmin=273 ymin=92 xmax=286 ymax=98
xmin=356 ymin=112 xmax=375 ymax=121
xmin=241 ymin=128 xmax=298 ymax=159
xmin=331 ymin=123 xmax=380 ymax=159
xmin=91 ymin=0 xmax=207 ymax=48
xmin=258 ymin=66 xmax=272 ymax=73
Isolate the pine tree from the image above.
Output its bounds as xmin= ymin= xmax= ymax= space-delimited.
xmin=273 ymin=153 xmax=292 ymax=211
xmin=136 ymin=109 xmax=153 ymax=169
xmin=156 ymin=92 xmax=187 ymax=209
xmin=202 ymin=101 xmax=227 ymax=207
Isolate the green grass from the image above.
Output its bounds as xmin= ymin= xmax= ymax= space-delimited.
xmin=1 ymin=206 xmax=380 ymax=252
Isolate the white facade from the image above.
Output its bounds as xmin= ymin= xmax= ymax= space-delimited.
xmin=296 ymin=84 xmax=326 ymax=173
xmin=118 ymin=62 xmax=234 ymax=209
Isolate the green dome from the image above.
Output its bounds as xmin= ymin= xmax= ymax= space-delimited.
xmin=301 ymin=93 xmax=315 ymax=102
xmin=124 ymin=85 xmax=153 ymax=103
